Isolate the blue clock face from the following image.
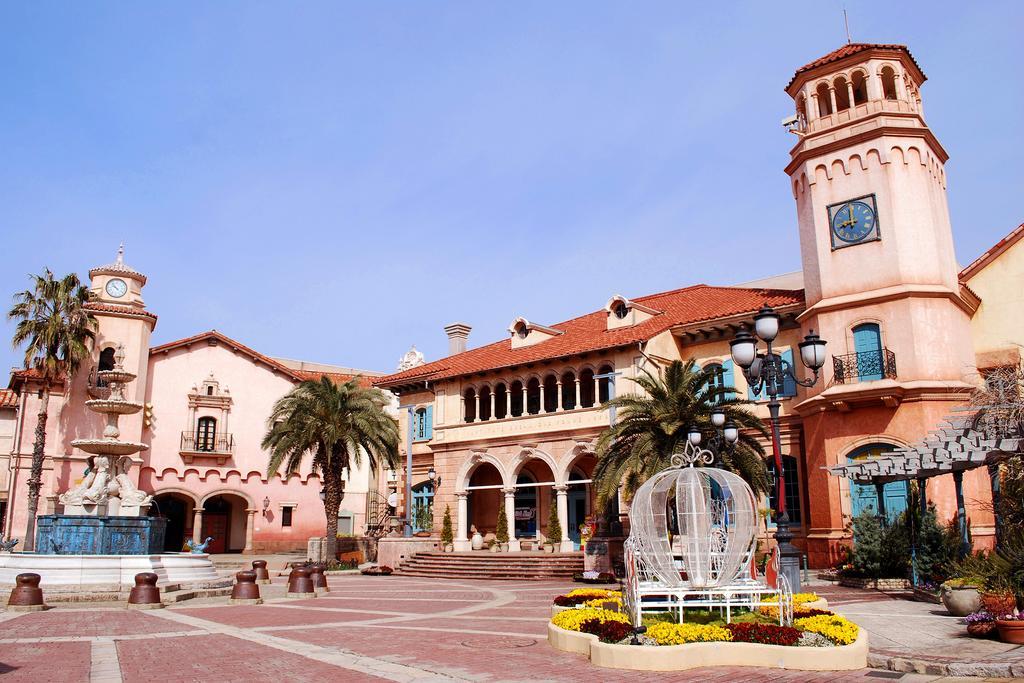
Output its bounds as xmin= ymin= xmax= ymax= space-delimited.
xmin=831 ymin=200 xmax=876 ymax=244
xmin=105 ymin=278 xmax=128 ymax=298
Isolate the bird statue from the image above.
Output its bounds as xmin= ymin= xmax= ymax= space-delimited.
xmin=0 ymin=538 xmax=18 ymax=553
xmin=185 ymin=537 xmax=214 ymax=554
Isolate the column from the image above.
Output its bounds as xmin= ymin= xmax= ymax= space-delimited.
xmin=474 ymin=394 xmax=481 ymax=422
xmin=865 ymin=73 xmax=880 ymax=101
xmin=192 ymin=509 xmax=204 ymax=544
xmin=521 ymin=386 xmax=528 ymax=416
xmin=809 ymin=92 xmax=820 ymax=122
xmin=505 ymin=390 xmax=512 ymax=419
xmin=953 ymin=471 xmax=970 ymax=557
xmin=593 ymin=377 xmax=600 ymax=402
xmin=874 ymin=482 xmax=887 ymax=527
xmin=244 ymin=509 xmax=256 ymax=554
xmin=554 ymin=485 xmax=571 ymax=553
xmin=539 ymin=384 xmax=546 ymax=413
xmin=846 ymin=81 xmax=856 ymax=109
xmin=555 ymin=381 xmax=563 ymax=411
xmin=503 ymin=488 xmax=521 ymax=552
xmin=828 ymin=86 xmax=838 ymax=115
xmin=454 ymin=491 xmax=470 ymax=551
xmin=574 ymin=379 xmax=581 ymax=410
xmin=489 ymin=392 xmax=496 ymax=421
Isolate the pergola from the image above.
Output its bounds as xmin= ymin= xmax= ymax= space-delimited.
xmin=827 ymin=405 xmax=1023 ymax=565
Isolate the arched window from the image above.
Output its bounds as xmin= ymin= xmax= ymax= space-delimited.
xmin=833 ymin=76 xmax=851 ymax=111
xmin=510 ymin=380 xmax=524 ymax=417
xmin=526 ymin=378 xmax=541 ymax=415
xmin=493 ymin=383 xmax=507 ymax=419
xmin=463 ymin=389 xmax=476 ymax=423
xmin=851 ymin=71 xmax=868 ymax=105
xmin=767 ymin=455 xmax=802 ymax=525
xmin=848 ymin=444 xmax=907 ymax=524
xmin=479 ymin=386 xmax=492 ymax=421
xmin=412 ymin=481 xmax=435 ymax=532
xmin=613 ymin=302 xmax=629 ymax=320
xmin=597 ymin=364 xmax=614 ymax=403
xmin=98 ymin=347 xmax=116 ymax=372
xmin=816 ymin=82 xmax=833 ymax=116
xmin=579 ymin=368 xmax=596 ymax=408
xmin=560 ymin=371 xmax=577 ymax=410
xmin=852 ymin=323 xmax=883 ymax=381
xmin=542 ymin=374 xmax=558 ymax=413
xmin=880 ymin=66 xmax=898 ymax=100
xmin=196 ymin=416 xmax=217 ymax=452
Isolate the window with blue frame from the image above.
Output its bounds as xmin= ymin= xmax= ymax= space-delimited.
xmin=413 ymin=406 xmax=433 ymax=442
xmin=766 ymin=455 xmax=801 ymax=526
xmin=748 ymin=349 xmax=798 ymax=401
xmin=411 ymin=481 xmax=434 ymax=532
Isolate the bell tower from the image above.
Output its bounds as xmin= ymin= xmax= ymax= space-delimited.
xmin=785 ymin=44 xmax=975 ymax=390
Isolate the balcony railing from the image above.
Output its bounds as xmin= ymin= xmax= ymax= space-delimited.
xmin=180 ymin=431 xmax=234 ymax=464
xmin=86 ymin=366 xmax=111 ymax=399
xmin=832 ymin=349 xmax=897 ymax=384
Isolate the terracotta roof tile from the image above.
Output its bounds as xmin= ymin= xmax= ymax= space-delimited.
xmin=787 ymin=43 xmax=923 ymax=90
xmin=0 ymin=389 xmax=18 ymax=408
xmin=85 ymin=301 xmax=158 ymax=321
xmin=959 ymin=222 xmax=1024 ymax=282
xmin=375 ymin=284 xmax=804 ymax=387
xmin=293 ymin=370 xmax=377 ymax=389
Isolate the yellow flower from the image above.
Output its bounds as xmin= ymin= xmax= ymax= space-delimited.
xmin=645 ymin=622 xmax=732 ymax=645
xmin=551 ymin=608 xmax=630 ymax=632
xmin=794 ymin=614 xmax=859 ymax=645
xmin=762 ymin=592 xmax=819 ymax=604
xmin=566 ymin=588 xmax=620 ymax=599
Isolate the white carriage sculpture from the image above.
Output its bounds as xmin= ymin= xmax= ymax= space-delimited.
xmin=621 ymin=441 xmax=794 ymax=628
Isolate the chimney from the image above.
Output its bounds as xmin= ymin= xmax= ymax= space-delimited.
xmin=444 ymin=322 xmax=471 ymax=356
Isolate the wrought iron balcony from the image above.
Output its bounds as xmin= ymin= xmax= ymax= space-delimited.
xmin=180 ymin=431 xmax=234 ymax=465
xmin=832 ymin=349 xmax=897 ymax=384
xmin=86 ymin=366 xmax=111 ymax=399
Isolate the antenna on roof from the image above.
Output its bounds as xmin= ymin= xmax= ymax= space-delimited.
xmin=843 ymin=7 xmax=852 ymax=44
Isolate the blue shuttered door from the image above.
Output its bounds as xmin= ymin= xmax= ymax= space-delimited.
xmin=853 ymin=324 xmax=883 ymax=381
xmin=721 ymin=360 xmax=737 ymax=399
xmin=423 ymin=406 xmax=433 ymax=440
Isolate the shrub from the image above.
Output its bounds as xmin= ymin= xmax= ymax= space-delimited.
xmin=848 ymin=511 xmax=908 ymax=579
xmin=579 ymin=618 xmax=633 ymax=643
xmin=547 ymin=504 xmax=562 ymax=547
xmin=793 ymin=614 xmax=859 ymax=645
xmin=646 ymin=622 xmax=732 ymax=645
xmin=726 ymin=623 xmax=802 ymax=646
xmin=441 ymin=505 xmax=454 ymax=546
xmin=551 ymin=607 xmax=629 ymax=632
xmin=496 ymin=506 xmax=509 ymax=544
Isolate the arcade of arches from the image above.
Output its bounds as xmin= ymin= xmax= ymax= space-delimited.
xmin=453 ymin=450 xmax=597 ymax=552
xmin=150 ymin=491 xmax=256 ymax=553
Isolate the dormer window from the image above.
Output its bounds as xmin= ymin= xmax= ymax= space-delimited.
xmin=604 ymin=295 xmax=660 ymax=330
xmin=508 ymin=317 xmax=562 ymax=348
xmin=613 ymin=302 xmax=629 ymax=320
xmin=516 ymin=324 xmax=529 ymax=339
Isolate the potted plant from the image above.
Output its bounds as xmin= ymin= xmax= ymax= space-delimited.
xmin=995 ymin=610 xmax=1024 ymax=644
xmin=440 ymin=505 xmax=454 ymax=552
xmin=495 ymin=507 xmax=510 ymax=552
xmin=940 ymin=577 xmax=984 ymax=616
xmin=964 ymin=611 xmax=997 ymax=639
xmin=487 ymin=538 xmax=500 ymax=553
xmin=981 ymin=589 xmax=1017 ymax=616
xmin=545 ymin=503 xmax=562 ymax=554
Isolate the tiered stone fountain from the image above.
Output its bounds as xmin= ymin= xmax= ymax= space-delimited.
xmin=0 ymin=347 xmax=218 ymax=589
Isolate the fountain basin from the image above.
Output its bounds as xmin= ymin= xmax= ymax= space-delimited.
xmin=37 ymin=515 xmax=166 ymax=555
xmin=69 ymin=440 xmax=149 ymax=455
xmin=83 ymin=399 xmax=143 ymax=415
xmin=0 ymin=552 xmax=218 ymax=587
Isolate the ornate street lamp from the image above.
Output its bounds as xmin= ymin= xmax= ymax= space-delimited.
xmin=686 ymin=418 xmax=739 ymax=468
xmin=427 ymin=466 xmax=442 ymax=489
xmin=729 ymin=305 xmax=828 ymax=590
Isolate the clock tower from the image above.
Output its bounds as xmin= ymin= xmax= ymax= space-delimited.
xmin=785 ymin=43 xmax=976 ymax=391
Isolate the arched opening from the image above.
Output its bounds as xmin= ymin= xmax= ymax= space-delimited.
xmin=852 ymin=323 xmax=884 ymax=381
xmin=510 ymin=380 xmax=524 ymax=417
xmin=816 ymin=82 xmax=833 ymax=116
xmin=833 ymin=76 xmax=851 ymax=111
xmin=567 ymin=464 xmax=592 ymax=550
xmin=560 ymin=371 xmax=577 ymax=410
xmin=98 ymin=347 xmax=116 ymax=372
xmin=196 ymin=416 xmax=217 ymax=452
xmin=463 ymin=389 xmax=476 ymax=423
xmin=880 ymin=66 xmax=898 ymax=100
xmin=513 ymin=472 xmax=537 ymax=539
xmin=150 ymin=492 xmax=195 ymax=552
xmin=467 ymin=463 xmax=503 ymax=537
xmin=848 ymin=444 xmax=907 ymax=525
xmin=478 ymin=386 xmax=492 ymax=421
xmin=493 ymin=383 xmax=507 ymax=419
xmin=796 ymin=94 xmax=807 ymax=125
xmin=201 ymin=494 xmax=248 ymax=554
xmin=412 ymin=480 xmax=435 ymax=532
xmin=579 ymin=368 xmax=596 ymax=408
xmin=515 ymin=458 xmax=557 ymax=543
xmin=542 ymin=374 xmax=558 ymax=413
xmin=597 ymin=364 xmax=614 ymax=403
xmin=526 ymin=378 xmax=541 ymax=415
xmin=851 ymin=71 xmax=868 ymax=105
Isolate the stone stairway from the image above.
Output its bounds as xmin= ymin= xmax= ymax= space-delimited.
xmin=393 ymin=551 xmax=584 ymax=580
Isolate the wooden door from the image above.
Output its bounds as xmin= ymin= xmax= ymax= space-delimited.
xmin=201 ymin=513 xmax=228 ymax=553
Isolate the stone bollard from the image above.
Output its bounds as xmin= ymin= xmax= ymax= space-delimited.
xmin=7 ymin=573 xmax=45 ymax=612
xmin=286 ymin=566 xmax=316 ymax=598
xmin=308 ymin=563 xmax=329 ymax=594
xmin=252 ymin=560 xmax=271 ymax=585
xmin=229 ymin=570 xmax=263 ymax=605
xmin=127 ymin=572 xmax=164 ymax=610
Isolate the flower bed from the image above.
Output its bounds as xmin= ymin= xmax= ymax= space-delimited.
xmin=360 ymin=565 xmax=393 ymax=576
xmin=552 ymin=588 xmax=622 ymax=608
xmin=573 ymin=571 xmax=618 ymax=584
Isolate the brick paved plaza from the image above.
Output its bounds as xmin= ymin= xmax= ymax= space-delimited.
xmin=0 ymin=575 xmax=1019 ymax=682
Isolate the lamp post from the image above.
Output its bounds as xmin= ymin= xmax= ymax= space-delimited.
xmin=687 ymin=409 xmax=740 ymax=468
xmin=729 ymin=305 xmax=828 ymax=591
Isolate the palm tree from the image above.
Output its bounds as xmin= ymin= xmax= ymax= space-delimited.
xmin=262 ymin=376 xmax=399 ymax=560
xmin=8 ymin=270 xmax=97 ymax=551
xmin=593 ymin=359 xmax=770 ymax=508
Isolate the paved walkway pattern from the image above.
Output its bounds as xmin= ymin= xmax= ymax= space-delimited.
xmin=0 ymin=575 xmax=1019 ymax=682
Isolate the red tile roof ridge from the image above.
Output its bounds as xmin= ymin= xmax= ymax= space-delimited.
xmin=959 ymin=222 xmax=1024 ymax=282
xmin=786 ymin=43 xmax=923 ymax=90
xmin=0 ymin=388 xmax=18 ymax=408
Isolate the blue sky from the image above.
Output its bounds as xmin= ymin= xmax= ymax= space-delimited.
xmin=1 ymin=1 xmax=1021 ymax=375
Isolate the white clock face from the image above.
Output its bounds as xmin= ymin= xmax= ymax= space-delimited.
xmin=105 ymin=278 xmax=128 ymax=298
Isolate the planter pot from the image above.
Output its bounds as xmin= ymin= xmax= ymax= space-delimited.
xmin=940 ymin=586 xmax=981 ymax=616
xmin=414 ymin=531 xmax=431 ymax=538
xmin=912 ymin=587 xmax=942 ymax=605
xmin=995 ymin=620 xmax=1024 ymax=645
xmin=471 ymin=532 xmax=484 ymax=551
xmin=981 ymin=592 xmax=1017 ymax=616
xmin=967 ymin=622 xmax=997 ymax=639
xmin=543 ymin=544 xmax=555 ymax=554
xmin=443 ymin=543 xmax=454 ymax=553
xmin=489 ymin=544 xmax=500 ymax=553
xmin=499 ymin=543 xmax=509 ymax=552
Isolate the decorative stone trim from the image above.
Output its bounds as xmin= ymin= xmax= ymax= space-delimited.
xmin=838 ymin=576 xmax=911 ymax=590
xmin=547 ymin=623 xmax=869 ymax=672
